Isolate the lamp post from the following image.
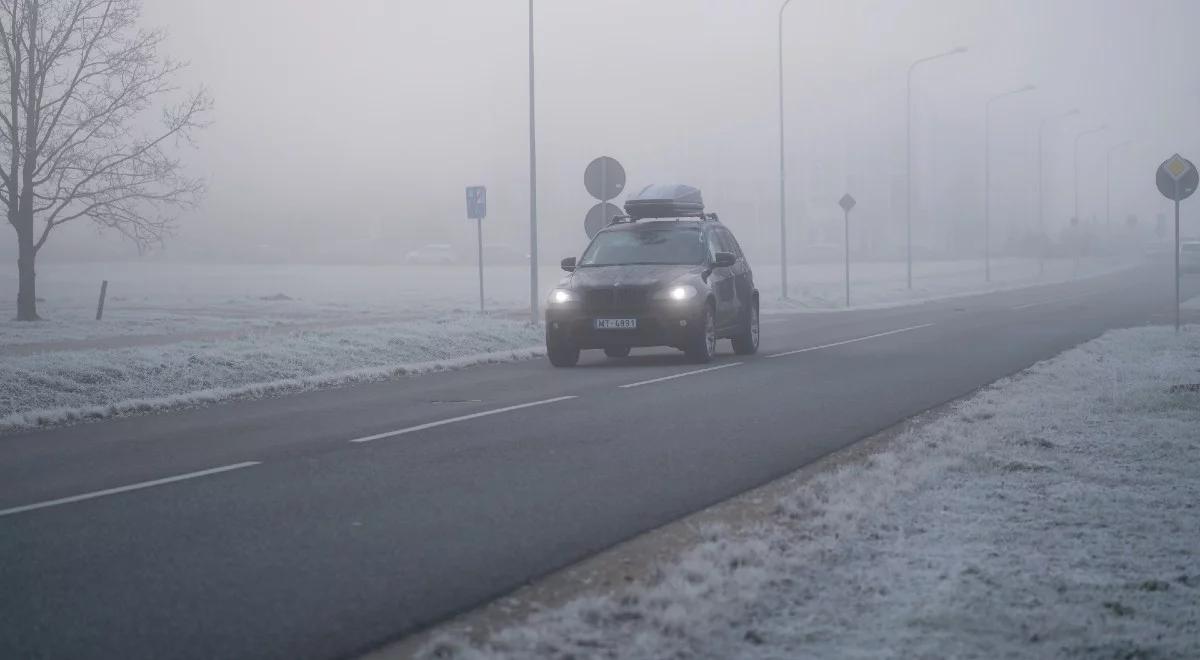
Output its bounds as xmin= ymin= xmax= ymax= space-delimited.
xmin=1105 ymin=139 xmax=1133 ymax=231
xmin=777 ymin=0 xmax=796 ymax=299
xmin=1037 ymin=109 xmax=1079 ymax=239
xmin=527 ymin=0 xmax=538 ymax=323
xmin=905 ymin=46 xmax=967 ymax=289
xmin=984 ymin=84 xmax=1036 ymax=282
xmin=1073 ymin=124 xmax=1108 ymax=225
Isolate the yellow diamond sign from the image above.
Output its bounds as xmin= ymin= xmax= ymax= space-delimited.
xmin=1165 ymin=154 xmax=1192 ymax=181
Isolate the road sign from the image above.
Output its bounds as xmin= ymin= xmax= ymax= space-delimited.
xmin=585 ymin=157 xmax=625 ymax=202
xmin=585 ymin=202 xmax=623 ymax=239
xmin=838 ymin=193 xmax=856 ymax=213
xmin=1155 ymin=154 xmax=1196 ymax=333
xmin=466 ymin=186 xmax=487 ymax=220
xmin=1156 ymin=155 xmax=1198 ymax=201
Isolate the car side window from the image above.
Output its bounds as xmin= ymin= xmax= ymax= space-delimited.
xmin=706 ymin=229 xmax=722 ymax=261
xmin=716 ymin=227 xmax=743 ymax=260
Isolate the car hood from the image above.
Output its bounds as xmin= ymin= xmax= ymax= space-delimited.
xmin=566 ymin=264 xmax=703 ymax=289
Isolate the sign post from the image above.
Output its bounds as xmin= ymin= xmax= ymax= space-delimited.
xmin=1155 ymin=154 xmax=1197 ymax=333
xmin=839 ymin=193 xmax=857 ymax=308
xmin=466 ymin=185 xmax=488 ymax=312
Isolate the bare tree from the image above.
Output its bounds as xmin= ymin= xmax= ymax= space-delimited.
xmin=1 ymin=0 xmax=209 ymax=321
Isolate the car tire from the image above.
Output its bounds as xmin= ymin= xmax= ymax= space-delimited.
xmin=685 ymin=303 xmax=717 ymax=364
xmin=731 ymin=298 xmax=760 ymax=355
xmin=603 ymin=346 xmax=631 ymax=358
xmin=547 ymin=343 xmax=580 ymax=367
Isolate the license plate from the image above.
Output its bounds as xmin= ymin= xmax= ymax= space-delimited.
xmin=594 ymin=318 xmax=637 ymax=330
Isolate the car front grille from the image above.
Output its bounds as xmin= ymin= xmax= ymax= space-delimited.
xmin=583 ymin=286 xmax=651 ymax=313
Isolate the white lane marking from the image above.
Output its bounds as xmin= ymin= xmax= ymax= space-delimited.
xmin=0 ymin=461 xmax=261 ymax=518
xmin=1012 ymin=292 xmax=1097 ymax=310
xmin=765 ymin=323 xmax=935 ymax=359
xmin=349 ymin=396 xmax=578 ymax=443
xmin=618 ymin=362 xmax=743 ymax=389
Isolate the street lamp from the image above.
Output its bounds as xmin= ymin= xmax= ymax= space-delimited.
xmin=984 ymin=84 xmax=1036 ymax=282
xmin=528 ymin=0 xmax=538 ymax=322
xmin=1073 ymin=124 xmax=1108 ymax=225
xmin=778 ymin=0 xmax=796 ymax=299
xmin=905 ymin=45 xmax=967 ymax=289
xmin=1037 ymin=109 xmax=1079 ymax=237
xmin=1105 ymin=139 xmax=1133 ymax=231
xmin=1036 ymin=108 xmax=1079 ymax=275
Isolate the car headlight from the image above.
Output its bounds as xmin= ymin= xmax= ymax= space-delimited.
xmin=549 ymin=288 xmax=577 ymax=304
xmin=655 ymin=285 xmax=698 ymax=301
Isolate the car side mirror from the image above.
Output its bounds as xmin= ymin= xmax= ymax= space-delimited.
xmin=713 ymin=252 xmax=736 ymax=268
xmin=561 ymin=257 xmax=577 ymax=272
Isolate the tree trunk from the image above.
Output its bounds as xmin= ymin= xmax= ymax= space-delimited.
xmin=15 ymin=221 xmax=38 ymax=321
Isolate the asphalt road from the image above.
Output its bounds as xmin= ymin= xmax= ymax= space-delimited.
xmin=1 ymin=263 xmax=1196 ymax=660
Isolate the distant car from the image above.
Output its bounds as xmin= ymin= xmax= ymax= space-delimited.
xmin=545 ymin=184 xmax=758 ymax=367
xmin=1182 ymin=240 xmax=1200 ymax=273
xmin=404 ymin=244 xmax=458 ymax=265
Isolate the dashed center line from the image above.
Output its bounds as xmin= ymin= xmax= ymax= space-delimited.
xmin=349 ymin=396 xmax=578 ymax=443
xmin=0 ymin=461 xmax=261 ymax=518
xmin=765 ymin=323 xmax=935 ymax=359
xmin=618 ymin=362 xmax=743 ymax=389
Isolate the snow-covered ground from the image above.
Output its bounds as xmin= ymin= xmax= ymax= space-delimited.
xmin=0 ymin=256 xmax=1134 ymax=345
xmin=422 ymin=325 xmax=1200 ymax=659
xmin=0 ymin=255 xmax=1139 ymax=432
xmin=0 ymin=315 xmax=542 ymax=432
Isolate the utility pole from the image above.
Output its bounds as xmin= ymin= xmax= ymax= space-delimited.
xmin=905 ymin=46 xmax=967 ymax=289
xmin=1037 ymin=109 xmax=1079 ymax=275
xmin=528 ymin=0 xmax=539 ymax=323
xmin=984 ymin=84 xmax=1035 ymax=282
xmin=1073 ymin=124 xmax=1107 ymax=226
xmin=1105 ymin=140 xmax=1133 ymax=232
xmin=778 ymin=0 xmax=795 ymax=299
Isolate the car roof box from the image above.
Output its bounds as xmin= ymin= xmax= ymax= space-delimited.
xmin=623 ymin=184 xmax=704 ymax=219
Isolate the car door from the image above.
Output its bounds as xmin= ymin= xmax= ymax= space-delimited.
xmin=706 ymin=227 xmax=737 ymax=328
xmin=718 ymin=227 xmax=753 ymax=319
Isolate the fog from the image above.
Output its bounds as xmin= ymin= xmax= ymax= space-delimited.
xmin=20 ymin=0 xmax=1200 ymax=265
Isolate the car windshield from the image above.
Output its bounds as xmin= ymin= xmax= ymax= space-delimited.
xmin=578 ymin=226 xmax=705 ymax=266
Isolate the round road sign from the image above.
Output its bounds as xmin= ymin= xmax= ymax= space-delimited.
xmin=1156 ymin=155 xmax=1198 ymax=201
xmin=585 ymin=202 xmax=622 ymax=238
xmin=584 ymin=156 xmax=626 ymax=201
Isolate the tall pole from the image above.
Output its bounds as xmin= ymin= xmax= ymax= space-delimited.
xmin=1175 ymin=190 xmax=1181 ymax=334
xmin=984 ymin=84 xmax=1036 ymax=283
xmin=905 ymin=46 xmax=966 ymax=290
xmin=844 ymin=207 xmax=851 ymax=307
xmin=1037 ymin=109 xmax=1078 ymax=275
xmin=527 ymin=0 xmax=539 ymax=323
xmin=778 ymin=0 xmax=793 ymax=300
xmin=477 ymin=217 xmax=484 ymax=312
xmin=1105 ymin=140 xmax=1132 ymax=232
xmin=1073 ymin=124 xmax=1107 ymax=225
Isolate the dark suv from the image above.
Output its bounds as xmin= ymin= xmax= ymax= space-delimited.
xmin=545 ymin=187 xmax=758 ymax=367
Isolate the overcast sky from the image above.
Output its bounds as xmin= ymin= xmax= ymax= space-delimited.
xmin=30 ymin=0 xmax=1200 ymax=263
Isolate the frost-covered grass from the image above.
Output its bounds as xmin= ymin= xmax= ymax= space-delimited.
xmin=0 ymin=256 xmax=1135 ymax=346
xmin=423 ymin=325 xmax=1200 ymax=659
xmin=0 ymin=315 xmax=542 ymax=432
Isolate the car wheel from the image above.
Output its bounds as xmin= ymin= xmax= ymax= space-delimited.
xmin=603 ymin=346 xmax=631 ymax=358
xmin=546 ymin=327 xmax=580 ymax=367
xmin=547 ymin=343 xmax=580 ymax=367
xmin=731 ymin=298 xmax=760 ymax=355
xmin=685 ymin=303 xmax=716 ymax=363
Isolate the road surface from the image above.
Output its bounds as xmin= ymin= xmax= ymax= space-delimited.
xmin=1 ymin=262 xmax=1195 ymax=660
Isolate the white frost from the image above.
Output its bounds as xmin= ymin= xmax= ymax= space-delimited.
xmin=424 ymin=325 xmax=1200 ymax=659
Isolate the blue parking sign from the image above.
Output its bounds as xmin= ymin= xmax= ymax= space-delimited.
xmin=466 ymin=186 xmax=487 ymax=220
